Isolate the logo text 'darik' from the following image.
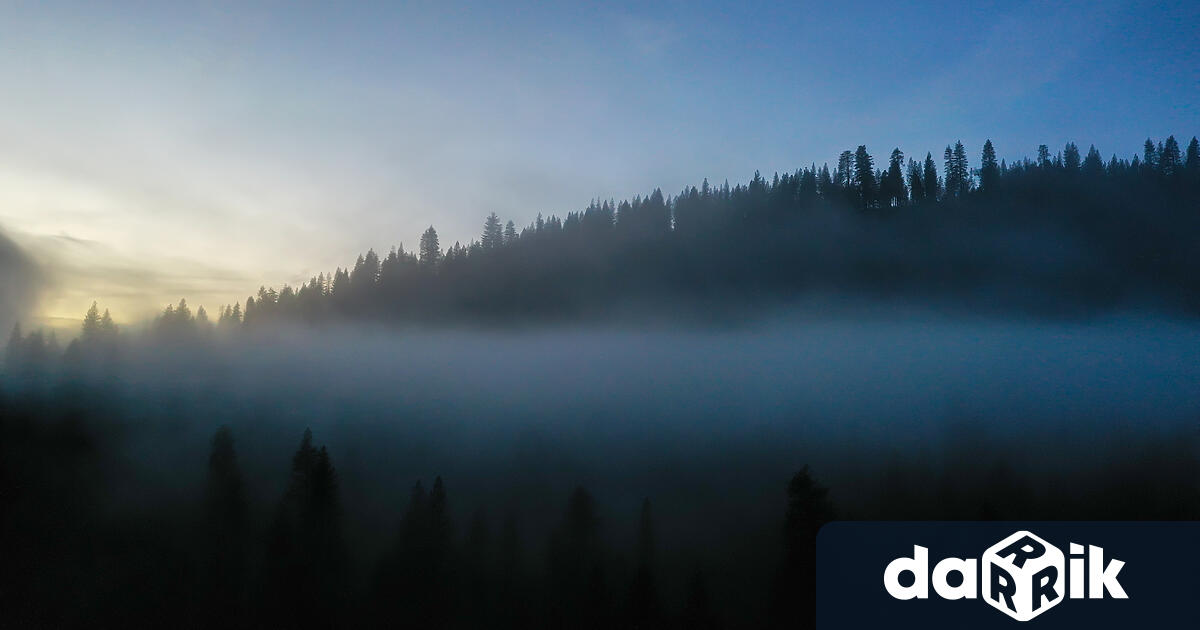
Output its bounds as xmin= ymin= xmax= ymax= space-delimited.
xmin=883 ymin=530 xmax=1127 ymax=622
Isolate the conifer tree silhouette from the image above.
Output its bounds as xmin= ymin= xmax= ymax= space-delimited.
xmin=81 ymin=302 xmax=102 ymax=343
xmin=1185 ymin=137 xmax=1200 ymax=176
xmin=261 ymin=429 xmax=345 ymax=629
xmin=980 ymin=140 xmax=999 ymax=193
xmin=482 ymin=213 xmax=505 ymax=249
xmin=549 ymin=486 xmax=611 ymax=629
xmin=772 ymin=466 xmax=835 ymax=629
xmin=1161 ymin=135 xmax=1182 ymax=176
xmin=922 ymin=152 xmax=939 ymax=201
xmin=852 ymin=146 xmax=878 ymax=209
xmin=420 ymin=226 xmax=442 ymax=267
xmin=203 ymin=426 xmax=248 ymax=626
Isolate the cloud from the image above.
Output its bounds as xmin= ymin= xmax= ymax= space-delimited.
xmin=0 ymin=226 xmax=42 ymax=337
xmin=13 ymin=230 xmax=255 ymax=326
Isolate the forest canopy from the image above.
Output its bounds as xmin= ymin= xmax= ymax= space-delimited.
xmin=7 ymin=135 xmax=1200 ymax=355
xmin=208 ymin=136 xmax=1200 ymax=326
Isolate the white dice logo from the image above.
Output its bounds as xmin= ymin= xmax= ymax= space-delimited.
xmin=981 ymin=531 xmax=1064 ymax=621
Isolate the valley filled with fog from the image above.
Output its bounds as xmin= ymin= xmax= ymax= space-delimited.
xmin=13 ymin=316 xmax=1183 ymax=623
xmin=88 ymin=315 xmax=1200 ymax=500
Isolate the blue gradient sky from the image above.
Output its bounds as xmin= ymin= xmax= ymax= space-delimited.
xmin=1 ymin=0 xmax=1196 ymax=322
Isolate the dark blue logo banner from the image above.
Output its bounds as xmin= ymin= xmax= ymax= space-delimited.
xmin=817 ymin=521 xmax=1200 ymax=628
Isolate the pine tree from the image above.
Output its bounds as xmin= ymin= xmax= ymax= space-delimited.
xmin=374 ymin=480 xmax=429 ymax=624
xmin=1082 ymin=145 xmax=1105 ymax=178
xmin=773 ymin=466 xmax=835 ymax=628
xmin=644 ymin=189 xmax=671 ymax=234
xmin=1038 ymin=144 xmax=1051 ymax=169
xmin=941 ymin=141 xmax=971 ymax=199
xmin=799 ymin=167 xmax=818 ymax=202
xmin=1186 ymin=137 xmax=1200 ymax=176
xmin=550 ymin=486 xmax=609 ymax=629
xmin=307 ymin=445 xmax=345 ymax=621
xmin=203 ymin=426 xmax=248 ymax=625
xmin=263 ymin=429 xmax=315 ymax=626
xmin=1063 ymin=142 xmax=1081 ymax=172
xmin=263 ymin=429 xmax=345 ymax=628
xmin=953 ymin=141 xmax=970 ymax=197
xmin=420 ymin=226 xmax=442 ymax=267
xmin=852 ymin=145 xmax=878 ymax=209
xmin=394 ymin=476 xmax=451 ymax=628
xmin=504 ymin=220 xmax=517 ymax=244
xmin=943 ymin=146 xmax=956 ymax=196
xmin=834 ymin=151 xmax=854 ymax=190
xmin=880 ymin=148 xmax=906 ymax=207
xmin=817 ymin=164 xmax=834 ymax=197
xmin=922 ymin=153 xmax=939 ymax=201
xmin=980 ymin=140 xmax=999 ymax=193
xmin=907 ymin=158 xmax=925 ymax=203
xmin=1143 ymin=138 xmax=1159 ymax=172
xmin=351 ymin=249 xmax=381 ymax=289
xmin=99 ymin=309 xmax=116 ymax=336
xmin=1160 ymin=135 xmax=1182 ymax=176
xmin=482 ymin=213 xmax=504 ymax=249
xmin=81 ymin=302 xmax=102 ymax=343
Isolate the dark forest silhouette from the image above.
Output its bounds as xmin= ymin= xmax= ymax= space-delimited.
xmin=0 ymin=385 xmax=840 ymax=629
xmin=4 ymin=386 xmax=1195 ymax=628
xmin=191 ymin=135 xmax=1199 ymax=326
xmin=7 ymin=136 xmax=1199 ymax=354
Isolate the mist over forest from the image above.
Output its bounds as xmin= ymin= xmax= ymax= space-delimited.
xmin=4 ymin=137 xmax=1200 ymax=628
xmin=0 ymin=228 xmax=40 ymax=337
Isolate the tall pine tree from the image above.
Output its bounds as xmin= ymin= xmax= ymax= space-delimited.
xmin=420 ymin=226 xmax=442 ymax=267
xmin=852 ymin=146 xmax=878 ymax=209
xmin=482 ymin=213 xmax=504 ymax=249
xmin=980 ymin=140 xmax=999 ymax=193
xmin=922 ymin=152 xmax=940 ymax=201
xmin=203 ymin=426 xmax=249 ymax=626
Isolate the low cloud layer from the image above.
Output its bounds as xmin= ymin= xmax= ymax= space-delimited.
xmin=15 ymin=231 xmax=256 ymax=326
xmin=0 ymin=227 xmax=40 ymax=336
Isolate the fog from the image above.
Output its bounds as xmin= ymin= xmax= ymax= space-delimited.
xmin=117 ymin=315 xmax=1200 ymax=445
xmin=0 ymin=228 xmax=40 ymax=336
xmin=6 ymin=311 xmax=1199 ymax=627
xmin=91 ymin=314 xmax=1200 ymax=540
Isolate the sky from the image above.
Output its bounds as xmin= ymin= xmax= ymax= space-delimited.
xmin=0 ymin=0 xmax=1196 ymax=326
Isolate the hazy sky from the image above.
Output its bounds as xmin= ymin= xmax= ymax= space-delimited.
xmin=1 ymin=0 xmax=1196 ymax=324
